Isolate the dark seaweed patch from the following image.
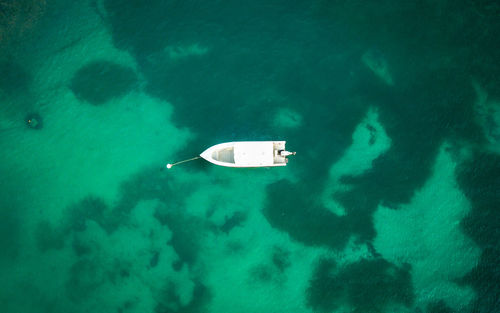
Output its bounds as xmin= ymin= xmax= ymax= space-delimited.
xmin=70 ymin=61 xmax=137 ymax=105
xmin=219 ymin=211 xmax=246 ymax=234
xmin=249 ymin=265 xmax=274 ymax=283
xmin=150 ymin=251 xmax=160 ymax=268
xmin=306 ymin=258 xmax=414 ymax=313
xmin=36 ymin=221 xmax=65 ymax=252
xmin=155 ymin=207 xmax=204 ymax=269
xmin=66 ymin=196 xmax=114 ymax=234
xmin=0 ymin=60 xmax=31 ymax=95
xmin=103 ymin=0 xmax=180 ymax=54
xmin=156 ymin=280 xmax=212 ymax=313
xmin=426 ymin=300 xmax=454 ymax=313
xmin=117 ymin=300 xmax=135 ymax=313
xmin=120 ymin=268 xmax=130 ymax=278
xmin=337 ymin=68 xmax=480 ymax=206
xmin=72 ymin=236 xmax=92 ymax=257
xmin=114 ymin=167 xmax=185 ymax=216
xmin=108 ymin=260 xmax=132 ymax=285
xmin=60 ymin=166 xmax=207 ymax=273
xmin=0 ymin=207 xmax=20 ymax=261
xmin=263 ymin=179 xmax=351 ymax=250
xmin=114 ymin=168 xmax=207 ymax=269
xmin=458 ymin=152 xmax=500 ymax=249
xmin=272 ymin=246 xmax=290 ymax=273
xmin=58 ymin=169 xmax=212 ymax=308
xmin=306 ymin=259 xmax=340 ymax=312
xmin=248 ymin=247 xmax=291 ymax=284
xmin=457 ymin=151 xmax=500 ymax=313
xmin=66 ymin=259 xmax=104 ymax=303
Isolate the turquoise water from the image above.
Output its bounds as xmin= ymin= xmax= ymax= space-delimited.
xmin=1 ymin=1 xmax=499 ymax=312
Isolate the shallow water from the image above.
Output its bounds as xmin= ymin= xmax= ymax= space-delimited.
xmin=1 ymin=1 xmax=499 ymax=313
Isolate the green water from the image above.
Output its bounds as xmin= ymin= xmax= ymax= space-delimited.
xmin=1 ymin=1 xmax=499 ymax=313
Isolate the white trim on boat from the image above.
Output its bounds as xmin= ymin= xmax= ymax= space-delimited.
xmin=200 ymin=141 xmax=295 ymax=168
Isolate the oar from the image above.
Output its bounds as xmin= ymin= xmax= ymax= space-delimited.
xmin=166 ymin=156 xmax=202 ymax=169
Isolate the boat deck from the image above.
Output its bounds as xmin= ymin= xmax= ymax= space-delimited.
xmin=200 ymin=141 xmax=290 ymax=167
xmin=273 ymin=141 xmax=287 ymax=164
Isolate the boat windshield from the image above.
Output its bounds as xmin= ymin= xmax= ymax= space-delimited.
xmin=213 ymin=147 xmax=235 ymax=163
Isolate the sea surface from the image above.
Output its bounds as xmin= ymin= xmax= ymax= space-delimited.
xmin=1 ymin=1 xmax=499 ymax=313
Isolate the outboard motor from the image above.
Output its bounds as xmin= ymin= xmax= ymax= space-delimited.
xmin=279 ymin=150 xmax=296 ymax=157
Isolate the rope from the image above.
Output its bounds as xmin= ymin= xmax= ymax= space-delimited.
xmin=166 ymin=156 xmax=201 ymax=169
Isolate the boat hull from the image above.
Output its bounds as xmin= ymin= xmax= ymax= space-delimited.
xmin=200 ymin=141 xmax=289 ymax=167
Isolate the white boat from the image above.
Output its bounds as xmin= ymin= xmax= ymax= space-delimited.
xmin=200 ymin=141 xmax=296 ymax=168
